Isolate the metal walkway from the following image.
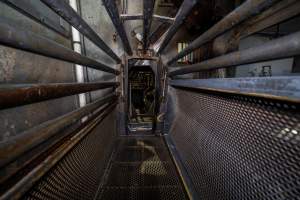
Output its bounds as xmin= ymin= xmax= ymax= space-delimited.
xmin=96 ymin=137 xmax=188 ymax=200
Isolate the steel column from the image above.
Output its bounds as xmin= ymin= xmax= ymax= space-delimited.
xmin=157 ymin=0 xmax=197 ymax=54
xmin=40 ymin=0 xmax=121 ymax=63
xmin=0 ymin=20 xmax=119 ymax=74
xmin=169 ymin=31 xmax=300 ymax=76
xmin=102 ymin=0 xmax=132 ymax=55
xmin=0 ymin=82 xmax=119 ymax=110
xmin=167 ymin=0 xmax=280 ymax=65
xmin=143 ymin=0 xmax=156 ymax=49
xmin=0 ymin=93 xmax=118 ymax=168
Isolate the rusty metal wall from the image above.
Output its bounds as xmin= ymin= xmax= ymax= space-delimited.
xmin=23 ymin=109 xmax=117 ymax=200
xmin=166 ymin=86 xmax=300 ymax=199
xmin=80 ymin=0 xmax=122 ymax=102
xmin=0 ymin=2 xmax=77 ymax=141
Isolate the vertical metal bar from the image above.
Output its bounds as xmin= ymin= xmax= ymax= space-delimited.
xmin=157 ymin=0 xmax=197 ymax=54
xmin=102 ymin=0 xmax=133 ymax=55
xmin=40 ymin=0 xmax=121 ymax=63
xmin=69 ymin=0 xmax=87 ymax=109
xmin=143 ymin=0 xmax=156 ymax=50
xmin=167 ymin=0 xmax=280 ymax=65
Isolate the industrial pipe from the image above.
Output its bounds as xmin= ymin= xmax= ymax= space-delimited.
xmin=0 ymin=102 xmax=118 ymax=200
xmin=152 ymin=15 xmax=175 ymax=24
xmin=168 ymin=31 xmax=300 ymax=76
xmin=0 ymin=82 xmax=119 ymax=110
xmin=69 ymin=0 xmax=87 ymax=109
xmin=41 ymin=0 xmax=121 ymax=63
xmin=167 ymin=0 xmax=280 ymax=65
xmin=0 ymin=20 xmax=119 ymax=74
xmin=120 ymin=14 xmax=174 ymax=24
xmin=0 ymin=100 xmax=116 ymax=185
xmin=143 ymin=0 xmax=156 ymax=49
xmin=157 ymin=0 xmax=198 ymax=54
xmin=120 ymin=14 xmax=143 ymax=20
xmin=149 ymin=22 xmax=170 ymax=45
xmin=0 ymin=93 xmax=118 ymax=168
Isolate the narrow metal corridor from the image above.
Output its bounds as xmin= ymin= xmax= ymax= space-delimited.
xmin=96 ymin=137 xmax=187 ymax=200
xmin=1 ymin=0 xmax=300 ymax=199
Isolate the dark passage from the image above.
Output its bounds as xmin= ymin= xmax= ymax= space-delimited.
xmin=96 ymin=137 xmax=188 ymax=200
xmin=1 ymin=1 xmax=300 ymax=200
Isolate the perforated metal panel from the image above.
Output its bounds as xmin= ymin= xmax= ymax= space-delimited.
xmin=23 ymin=110 xmax=117 ymax=200
xmin=96 ymin=137 xmax=188 ymax=200
xmin=167 ymin=87 xmax=300 ymax=200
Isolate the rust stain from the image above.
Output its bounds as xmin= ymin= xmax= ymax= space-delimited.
xmin=0 ymin=47 xmax=16 ymax=82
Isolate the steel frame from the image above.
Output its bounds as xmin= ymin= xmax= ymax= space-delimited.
xmin=168 ymin=31 xmax=300 ymax=76
xmin=167 ymin=0 xmax=281 ymax=65
xmin=143 ymin=0 xmax=156 ymax=50
xmin=41 ymin=0 xmax=121 ymax=63
xmin=157 ymin=0 xmax=197 ymax=54
xmin=0 ymin=94 xmax=118 ymax=169
xmin=0 ymin=20 xmax=119 ymax=74
xmin=2 ymin=0 xmax=70 ymax=38
xmin=102 ymin=0 xmax=133 ymax=55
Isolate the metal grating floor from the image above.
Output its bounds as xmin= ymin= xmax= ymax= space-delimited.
xmin=96 ymin=137 xmax=188 ymax=200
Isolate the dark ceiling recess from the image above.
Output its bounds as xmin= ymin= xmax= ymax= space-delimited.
xmin=171 ymin=0 xmax=235 ymax=36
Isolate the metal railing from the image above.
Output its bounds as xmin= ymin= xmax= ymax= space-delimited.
xmin=0 ymin=101 xmax=118 ymax=200
xmin=41 ymin=0 xmax=122 ymax=63
xmin=102 ymin=0 xmax=133 ymax=55
xmin=157 ymin=0 xmax=197 ymax=54
xmin=0 ymin=94 xmax=118 ymax=168
xmin=169 ymin=31 xmax=300 ymax=76
xmin=163 ymin=0 xmax=300 ymax=103
xmin=166 ymin=0 xmax=282 ymax=65
xmin=160 ymin=2 xmax=300 ymax=197
xmin=0 ymin=20 xmax=119 ymax=74
xmin=0 ymin=1 xmax=121 ymax=199
xmin=143 ymin=0 xmax=156 ymax=49
xmin=1 ymin=0 xmax=300 ymax=199
xmin=0 ymin=82 xmax=119 ymax=109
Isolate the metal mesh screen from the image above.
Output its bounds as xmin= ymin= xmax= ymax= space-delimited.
xmin=96 ymin=137 xmax=188 ymax=200
xmin=167 ymin=87 xmax=300 ymax=200
xmin=23 ymin=110 xmax=117 ymax=200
